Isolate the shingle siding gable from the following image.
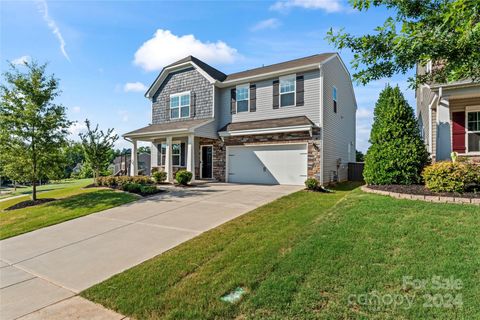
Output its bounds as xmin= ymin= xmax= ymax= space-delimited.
xmin=152 ymin=68 xmax=213 ymax=124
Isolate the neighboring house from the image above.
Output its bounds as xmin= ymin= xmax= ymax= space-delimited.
xmin=124 ymin=53 xmax=357 ymax=185
xmin=113 ymin=152 xmax=151 ymax=176
xmin=417 ymin=62 xmax=480 ymax=162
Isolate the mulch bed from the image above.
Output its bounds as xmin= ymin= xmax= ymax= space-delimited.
xmin=368 ymin=184 xmax=480 ymax=199
xmin=5 ymin=198 xmax=56 ymax=211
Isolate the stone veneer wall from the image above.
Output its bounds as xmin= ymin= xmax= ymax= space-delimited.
xmin=198 ymin=137 xmax=226 ymax=181
xmin=199 ymin=129 xmax=322 ymax=182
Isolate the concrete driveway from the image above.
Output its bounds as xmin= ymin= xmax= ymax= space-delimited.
xmin=0 ymin=183 xmax=301 ymax=319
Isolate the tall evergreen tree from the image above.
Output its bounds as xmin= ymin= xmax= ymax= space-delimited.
xmin=364 ymin=85 xmax=429 ymax=185
xmin=0 ymin=62 xmax=72 ymax=200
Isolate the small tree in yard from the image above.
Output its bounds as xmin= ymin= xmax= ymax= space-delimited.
xmin=79 ymin=120 xmax=118 ymax=185
xmin=0 ymin=62 xmax=72 ymax=201
xmin=363 ymin=85 xmax=429 ymax=185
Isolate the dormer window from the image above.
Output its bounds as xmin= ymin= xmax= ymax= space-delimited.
xmin=280 ymin=74 xmax=296 ymax=107
xmin=170 ymin=92 xmax=190 ymax=119
xmin=236 ymin=84 xmax=249 ymax=112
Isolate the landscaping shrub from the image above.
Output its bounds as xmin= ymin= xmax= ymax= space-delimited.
xmin=152 ymin=170 xmax=167 ymax=183
xmin=423 ymin=161 xmax=480 ymax=193
xmin=305 ymin=178 xmax=319 ymax=190
xmin=95 ymin=176 xmax=153 ymax=188
xmin=364 ymin=85 xmax=430 ymax=185
xmin=175 ymin=170 xmax=192 ymax=185
xmin=140 ymin=185 xmax=158 ymax=195
xmin=122 ymin=182 xmax=142 ymax=194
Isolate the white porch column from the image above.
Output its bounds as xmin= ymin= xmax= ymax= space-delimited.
xmin=165 ymin=136 xmax=173 ymax=182
xmin=187 ymin=134 xmax=195 ymax=180
xmin=130 ymin=139 xmax=138 ymax=176
xmin=151 ymin=142 xmax=158 ymax=169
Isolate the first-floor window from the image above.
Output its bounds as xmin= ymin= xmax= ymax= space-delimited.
xmin=467 ymin=111 xmax=480 ymax=152
xmin=157 ymin=143 xmax=185 ymax=166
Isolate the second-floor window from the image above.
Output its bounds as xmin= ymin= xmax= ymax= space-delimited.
xmin=236 ymin=85 xmax=249 ymax=112
xmin=280 ymin=75 xmax=295 ymax=107
xmin=170 ymin=92 xmax=190 ymax=119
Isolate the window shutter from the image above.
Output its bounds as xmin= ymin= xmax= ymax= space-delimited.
xmin=296 ymin=74 xmax=304 ymax=106
xmin=180 ymin=143 xmax=186 ymax=166
xmin=452 ymin=112 xmax=466 ymax=153
xmin=191 ymin=92 xmax=195 ymax=118
xmin=166 ymin=96 xmax=170 ymax=120
xmin=273 ymin=80 xmax=279 ymax=109
xmin=230 ymin=88 xmax=236 ymax=114
xmin=249 ymin=84 xmax=256 ymax=112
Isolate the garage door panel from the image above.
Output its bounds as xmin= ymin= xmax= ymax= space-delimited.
xmin=227 ymin=144 xmax=308 ymax=185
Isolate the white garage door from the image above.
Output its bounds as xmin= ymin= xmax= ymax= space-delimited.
xmin=227 ymin=144 xmax=308 ymax=185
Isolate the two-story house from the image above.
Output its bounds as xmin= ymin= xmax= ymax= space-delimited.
xmin=417 ymin=62 xmax=480 ymax=162
xmin=124 ymin=53 xmax=357 ymax=185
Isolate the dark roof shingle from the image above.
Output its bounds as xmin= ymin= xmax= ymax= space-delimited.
xmin=219 ymin=116 xmax=314 ymax=132
xmin=124 ymin=119 xmax=211 ymax=137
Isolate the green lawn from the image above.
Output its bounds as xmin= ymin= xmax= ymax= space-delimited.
xmin=0 ymin=178 xmax=91 ymax=200
xmin=0 ymin=179 xmax=138 ymax=240
xmin=82 ymin=183 xmax=479 ymax=319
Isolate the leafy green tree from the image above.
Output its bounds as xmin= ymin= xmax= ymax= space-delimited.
xmin=355 ymin=150 xmax=365 ymax=162
xmin=327 ymin=0 xmax=480 ymax=86
xmin=138 ymin=146 xmax=151 ymax=154
xmin=79 ymin=119 xmax=118 ymax=184
xmin=364 ymin=85 xmax=429 ymax=185
xmin=63 ymin=141 xmax=85 ymax=178
xmin=0 ymin=62 xmax=72 ymax=200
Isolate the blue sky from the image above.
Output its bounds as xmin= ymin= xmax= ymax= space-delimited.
xmin=1 ymin=0 xmax=415 ymax=151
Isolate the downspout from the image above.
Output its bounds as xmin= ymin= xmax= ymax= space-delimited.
xmin=319 ymin=65 xmax=325 ymax=186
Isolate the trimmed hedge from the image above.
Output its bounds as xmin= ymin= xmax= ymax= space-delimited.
xmin=152 ymin=171 xmax=167 ymax=183
xmin=96 ymin=176 xmax=153 ymax=188
xmin=305 ymin=178 xmax=319 ymax=190
xmin=422 ymin=160 xmax=480 ymax=193
xmin=175 ymin=170 xmax=192 ymax=185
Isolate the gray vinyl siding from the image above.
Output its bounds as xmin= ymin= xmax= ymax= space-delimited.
xmin=322 ymin=57 xmax=356 ymax=184
xmin=151 ymin=68 xmax=213 ymax=124
xmin=218 ymin=69 xmax=321 ymax=128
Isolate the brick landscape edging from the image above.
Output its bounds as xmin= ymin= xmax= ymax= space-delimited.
xmin=361 ymin=185 xmax=480 ymax=206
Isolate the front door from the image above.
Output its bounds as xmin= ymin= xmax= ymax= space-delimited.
xmin=201 ymin=145 xmax=213 ymax=179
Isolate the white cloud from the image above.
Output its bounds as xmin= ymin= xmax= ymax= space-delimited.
xmin=356 ymin=108 xmax=372 ymax=120
xmin=271 ymin=0 xmax=344 ymax=12
xmin=35 ymin=0 xmax=70 ymax=61
xmin=251 ymin=18 xmax=281 ymax=31
xmin=124 ymin=82 xmax=147 ymax=92
xmin=72 ymin=106 xmax=81 ymax=113
xmin=11 ymin=55 xmax=31 ymax=65
xmin=118 ymin=110 xmax=129 ymax=122
xmin=133 ymin=29 xmax=238 ymax=71
xmin=68 ymin=121 xmax=86 ymax=137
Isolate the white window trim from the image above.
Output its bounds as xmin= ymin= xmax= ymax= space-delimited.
xmin=279 ymin=74 xmax=296 ymax=108
xmin=170 ymin=91 xmax=191 ymax=119
xmin=236 ymin=84 xmax=250 ymax=113
xmin=333 ymin=86 xmax=338 ymax=103
xmin=465 ymin=105 xmax=480 ymax=155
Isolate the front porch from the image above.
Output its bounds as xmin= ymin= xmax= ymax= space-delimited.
xmin=123 ymin=119 xmax=221 ymax=182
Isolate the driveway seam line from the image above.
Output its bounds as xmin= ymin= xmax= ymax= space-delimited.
xmin=9 ymin=263 xmax=78 ymax=293
xmin=12 ymin=295 xmax=78 ymax=320
xmin=0 ymin=275 xmax=37 ymax=290
xmin=8 ymin=188 xmax=239 ymax=266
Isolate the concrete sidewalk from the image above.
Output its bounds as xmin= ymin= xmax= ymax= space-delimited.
xmin=0 ymin=183 xmax=301 ymax=319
